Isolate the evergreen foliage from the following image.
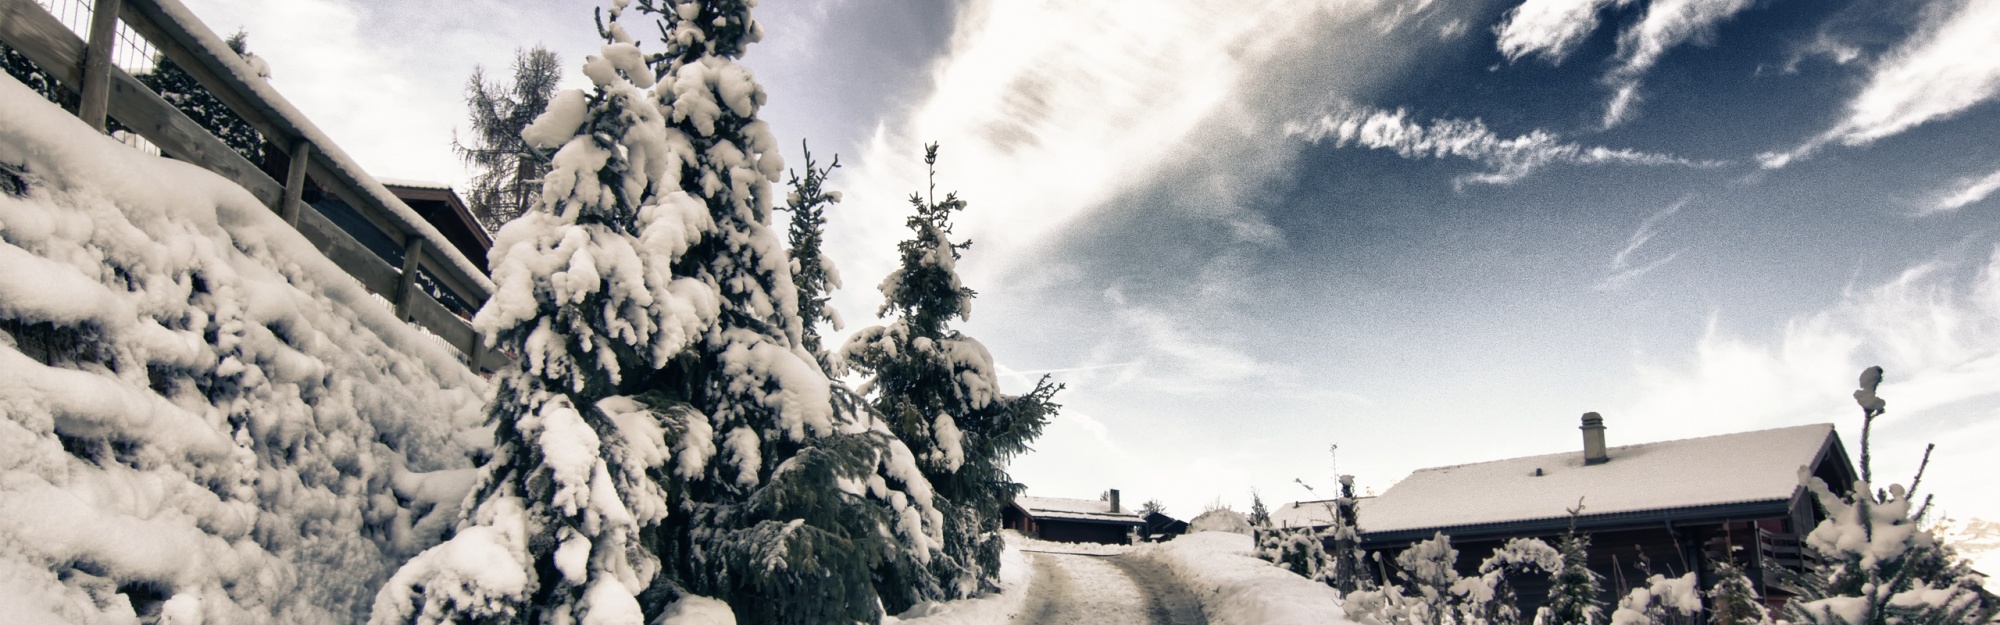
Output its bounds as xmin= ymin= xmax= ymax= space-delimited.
xmin=1332 ymin=474 xmax=1373 ymax=593
xmin=368 ymin=4 xmax=693 ymax=621
xmin=777 ymin=141 xmax=841 ymax=364
xmin=135 ymin=31 xmax=264 ymax=166
xmin=1780 ymin=367 xmax=1997 ymax=625
xmin=1 ymin=40 xmax=71 ymax=108
xmin=1141 ymin=499 xmax=1168 ymax=516
xmin=842 ymin=142 xmax=1061 ymax=598
xmin=1545 ymin=507 xmax=1607 ymax=625
xmin=456 ymin=45 xmax=562 ymax=234
xmin=1469 ymin=537 xmax=1563 ymax=625
xmin=1259 ymin=524 xmax=1335 ymax=582
xmin=1250 ymin=490 xmax=1272 ymax=527
xmin=1705 ymin=560 xmax=1769 ymax=625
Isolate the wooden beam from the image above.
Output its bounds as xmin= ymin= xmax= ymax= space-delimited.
xmin=77 ymin=0 xmax=121 ymax=130
xmin=106 ymin=70 xmax=282 ymax=206
xmin=406 ymin=288 xmax=477 ymax=357
xmin=280 ymin=139 xmax=311 ymax=225
xmin=0 ymin=0 xmax=86 ymax=87
xmin=394 ymin=237 xmax=425 ymax=320
xmin=295 ymin=207 xmax=401 ymax=296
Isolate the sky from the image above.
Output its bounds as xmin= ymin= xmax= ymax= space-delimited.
xmin=171 ymin=0 xmax=2000 ymax=523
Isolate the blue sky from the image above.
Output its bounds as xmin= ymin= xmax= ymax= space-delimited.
xmin=181 ymin=0 xmax=2000 ymax=521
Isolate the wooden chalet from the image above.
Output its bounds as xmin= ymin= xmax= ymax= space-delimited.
xmin=1145 ymin=511 xmax=1190 ymax=542
xmin=1003 ymin=490 xmax=1148 ymax=545
xmin=1272 ymin=415 xmax=1857 ymax=611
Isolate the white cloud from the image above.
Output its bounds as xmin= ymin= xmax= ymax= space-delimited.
xmin=1492 ymin=0 xmax=1758 ymax=127
xmin=823 ymin=0 xmax=1390 ymax=311
xmin=1494 ymin=0 xmax=1632 ymax=64
xmin=1284 ymin=104 xmax=1720 ymax=188
xmin=1599 ymin=0 xmax=1756 ymax=127
xmin=1595 ymin=198 xmax=1686 ymax=291
xmin=1927 ymin=166 xmax=2000 ymax=215
xmin=1762 ymin=0 xmax=2000 ymax=169
xmin=1615 ymin=247 xmax=2000 ymax=518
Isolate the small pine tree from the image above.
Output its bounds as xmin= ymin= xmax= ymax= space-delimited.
xmin=1545 ymin=505 xmax=1606 ymax=625
xmin=1706 ymin=560 xmax=1768 ymax=625
xmin=1261 ymin=525 xmax=1335 ymax=582
xmin=1781 ymin=367 xmax=1996 ymax=625
xmin=1397 ymin=533 xmax=1463 ymax=625
xmin=842 ymin=142 xmax=1060 ymax=597
xmin=456 ymin=45 xmax=562 ymax=234
xmin=135 ymin=31 xmax=263 ymax=166
xmin=1333 ymin=474 xmax=1373 ymax=593
xmin=1250 ymin=490 xmax=1272 ymax=527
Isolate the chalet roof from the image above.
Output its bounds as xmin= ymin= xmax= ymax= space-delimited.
xmin=1014 ymin=495 xmax=1146 ymax=525
xmin=1271 ymin=498 xmax=1343 ymax=529
xmin=1360 ymin=423 xmax=1838 ymax=536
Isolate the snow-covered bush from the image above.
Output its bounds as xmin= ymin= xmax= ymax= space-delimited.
xmin=0 ymin=71 xmax=485 ymax=624
xmin=1781 ymin=367 xmax=1996 ymax=625
xmin=1260 ymin=524 xmax=1336 ymax=582
xmin=1343 ymin=534 xmax=1560 ymax=625
xmin=1608 ymin=572 xmax=1700 ymax=625
xmin=841 ymin=143 xmax=1059 ymax=600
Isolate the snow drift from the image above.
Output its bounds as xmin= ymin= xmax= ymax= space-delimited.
xmin=0 ymin=75 xmax=487 ymax=623
xmin=1138 ymin=531 xmax=1354 ymax=625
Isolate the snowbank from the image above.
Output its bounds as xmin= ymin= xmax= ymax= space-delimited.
xmin=887 ymin=532 xmax=1036 ymax=624
xmin=1136 ymin=531 xmax=1354 ymax=625
xmin=0 ymin=75 xmax=487 ymax=623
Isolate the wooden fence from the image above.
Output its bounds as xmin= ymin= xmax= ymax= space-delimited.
xmin=0 ymin=0 xmax=508 ymax=372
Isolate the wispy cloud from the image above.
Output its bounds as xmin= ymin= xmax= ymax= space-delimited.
xmin=1596 ymin=198 xmax=1687 ymax=291
xmin=1599 ymin=0 xmax=1757 ymax=127
xmin=1284 ymin=104 xmax=1721 ymax=188
xmin=1493 ymin=0 xmax=1759 ymax=128
xmin=825 ymin=0 xmax=1391 ymax=307
xmin=1615 ymin=246 xmax=2000 ymax=517
xmin=1494 ymin=0 xmax=1632 ymax=65
xmin=1927 ymin=166 xmax=2000 ymax=215
xmin=1761 ymin=0 xmax=2000 ymax=169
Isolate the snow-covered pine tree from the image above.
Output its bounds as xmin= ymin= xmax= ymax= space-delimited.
xmin=1250 ymin=490 xmax=1273 ymax=527
xmin=1706 ymin=559 xmax=1768 ymax=625
xmin=368 ymin=3 xmax=701 ymax=623
xmin=614 ymin=2 xmax=951 ymax=622
xmin=136 ymin=30 xmax=264 ymax=166
xmin=1333 ymin=474 xmax=1373 ymax=593
xmin=770 ymin=140 xmax=954 ymax=616
xmin=842 ymin=143 xmax=1061 ymax=597
xmin=456 ymin=45 xmax=563 ymax=234
xmin=777 ymin=141 xmax=840 ymax=364
xmin=1781 ymin=367 xmax=1996 ymax=625
xmin=1397 ymin=533 xmax=1464 ymax=625
xmin=1545 ymin=506 xmax=1607 ymax=625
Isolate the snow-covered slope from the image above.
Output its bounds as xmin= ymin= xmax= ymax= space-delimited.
xmin=1136 ymin=531 xmax=1353 ymax=625
xmin=0 ymin=76 xmax=487 ymax=624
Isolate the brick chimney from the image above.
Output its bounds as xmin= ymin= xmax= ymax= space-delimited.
xmin=1109 ymin=489 xmax=1121 ymax=513
xmin=1581 ymin=412 xmax=1608 ymax=465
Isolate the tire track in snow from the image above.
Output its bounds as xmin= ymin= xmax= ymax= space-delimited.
xmin=1014 ymin=551 xmax=1206 ymax=625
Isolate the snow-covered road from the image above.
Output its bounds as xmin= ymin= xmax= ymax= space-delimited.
xmin=1015 ymin=551 xmax=1206 ymax=625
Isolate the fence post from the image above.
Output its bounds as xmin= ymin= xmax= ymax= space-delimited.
xmin=394 ymin=237 xmax=425 ymax=320
xmin=78 ymin=0 xmax=124 ymax=131
xmin=281 ymin=139 xmax=312 ymax=225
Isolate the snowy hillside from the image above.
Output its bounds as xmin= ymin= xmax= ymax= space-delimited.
xmin=0 ymin=76 xmax=487 ymax=624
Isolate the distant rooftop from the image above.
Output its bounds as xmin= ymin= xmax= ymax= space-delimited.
xmin=1358 ymin=423 xmax=1838 ymax=535
xmin=1014 ymin=495 xmax=1145 ymax=524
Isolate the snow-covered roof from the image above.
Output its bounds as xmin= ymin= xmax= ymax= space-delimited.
xmin=1271 ymin=499 xmax=1343 ymax=529
xmin=1014 ymin=496 xmax=1146 ymax=524
xmin=1359 ymin=423 xmax=1838 ymax=536
xmin=378 ymin=178 xmax=454 ymax=191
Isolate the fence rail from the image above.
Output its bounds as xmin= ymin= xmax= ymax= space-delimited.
xmin=0 ymin=0 xmax=507 ymax=372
